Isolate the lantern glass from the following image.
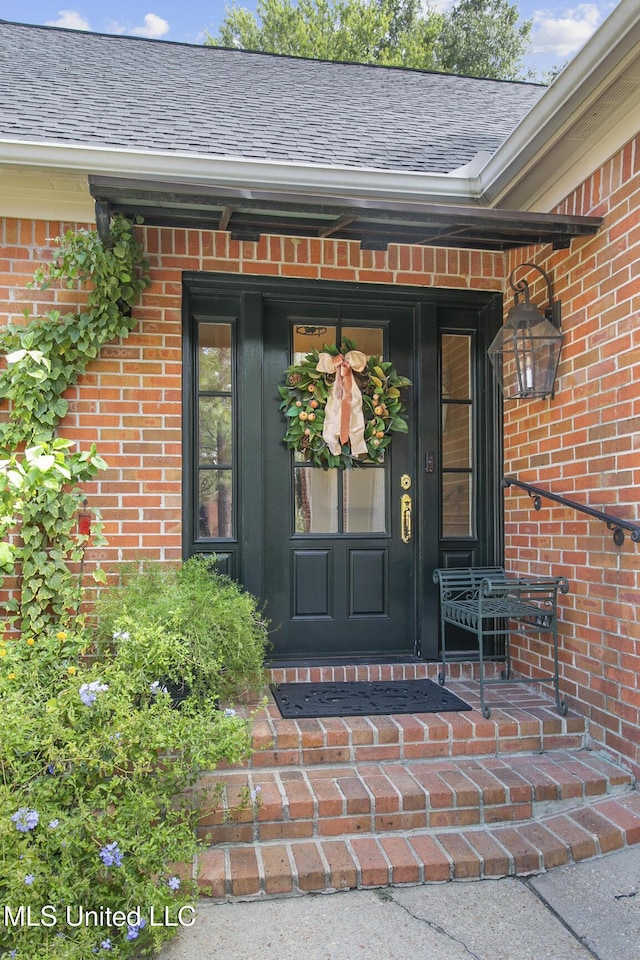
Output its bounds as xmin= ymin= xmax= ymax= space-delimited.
xmin=488 ymin=300 xmax=564 ymax=399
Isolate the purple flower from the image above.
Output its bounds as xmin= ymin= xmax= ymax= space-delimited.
xmin=79 ymin=681 xmax=108 ymax=707
xmin=99 ymin=842 xmax=123 ymax=867
xmin=48 ymin=819 xmax=59 ymax=829
xmin=11 ymin=808 xmax=39 ymax=832
xmin=24 ymin=874 xmax=35 ymax=885
xmin=100 ymin=939 xmax=112 ymax=950
xmin=126 ymin=918 xmax=146 ymax=940
xmin=251 ymin=785 xmax=262 ymax=802
xmin=224 ymin=707 xmax=237 ymax=717
xmin=167 ymin=875 xmax=181 ymax=890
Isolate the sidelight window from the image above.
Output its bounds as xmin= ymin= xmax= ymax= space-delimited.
xmin=197 ymin=322 xmax=234 ymax=539
xmin=441 ymin=333 xmax=474 ymax=538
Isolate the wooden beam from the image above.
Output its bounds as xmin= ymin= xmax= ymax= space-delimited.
xmin=319 ymin=214 xmax=358 ymax=239
xmin=219 ymin=206 xmax=234 ymax=231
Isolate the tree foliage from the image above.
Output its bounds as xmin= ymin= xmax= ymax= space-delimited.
xmin=205 ymin=0 xmax=534 ymax=80
xmin=436 ymin=0 xmax=532 ymax=80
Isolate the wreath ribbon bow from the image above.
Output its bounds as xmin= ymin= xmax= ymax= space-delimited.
xmin=316 ymin=350 xmax=368 ymax=456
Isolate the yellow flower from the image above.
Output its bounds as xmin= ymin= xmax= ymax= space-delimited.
xmin=0 ymin=649 xmax=6 ymax=657
xmin=56 ymin=631 xmax=68 ymax=641
xmin=26 ymin=638 xmax=35 ymax=647
xmin=67 ymin=666 xmax=77 ymax=675
xmin=7 ymin=673 xmax=15 ymax=680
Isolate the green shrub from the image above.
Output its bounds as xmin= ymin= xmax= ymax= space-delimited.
xmin=94 ymin=557 xmax=268 ymax=704
xmin=0 ymin=624 xmax=254 ymax=959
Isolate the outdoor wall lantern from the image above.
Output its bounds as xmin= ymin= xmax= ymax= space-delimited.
xmin=488 ymin=262 xmax=563 ymax=399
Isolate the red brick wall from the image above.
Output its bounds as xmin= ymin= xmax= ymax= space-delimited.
xmin=0 ymin=220 xmax=502 ymax=588
xmin=504 ymin=135 xmax=640 ymax=778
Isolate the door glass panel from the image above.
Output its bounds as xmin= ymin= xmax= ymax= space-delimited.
xmin=199 ymin=397 xmax=232 ymax=464
xmin=442 ymin=335 xmax=471 ymax=400
xmin=442 ymin=473 xmax=472 ymax=537
xmin=199 ymin=470 xmax=233 ymax=538
xmin=293 ymin=324 xmax=337 ymax=363
xmin=199 ymin=323 xmax=232 ymax=391
xmin=442 ymin=405 xmax=472 ymax=469
xmin=343 ymin=468 xmax=386 ymax=533
xmin=342 ymin=326 xmax=384 ymax=357
xmin=291 ymin=323 xmax=388 ymax=536
xmin=294 ymin=467 xmax=338 ymax=534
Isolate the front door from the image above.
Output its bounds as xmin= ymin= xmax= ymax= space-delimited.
xmin=183 ymin=274 xmax=502 ymax=662
xmin=262 ymin=296 xmax=417 ymax=659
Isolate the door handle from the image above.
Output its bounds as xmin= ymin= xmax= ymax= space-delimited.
xmin=401 ymin=493 xmax=412 ymax=543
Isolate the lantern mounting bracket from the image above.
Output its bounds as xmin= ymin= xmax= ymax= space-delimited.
xmin=509 ymin=262 xmax=562 ymax=331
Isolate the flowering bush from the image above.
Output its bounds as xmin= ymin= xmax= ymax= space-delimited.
xmin=0 ymin=622 xmax=255 ymax=958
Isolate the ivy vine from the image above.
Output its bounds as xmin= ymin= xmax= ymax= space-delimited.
xmin=0 ymin=215 xmax=148 ymax=447
xmin=0 ymin=214 xmax=150 ymax=635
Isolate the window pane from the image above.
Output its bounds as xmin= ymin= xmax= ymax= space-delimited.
xmin=199 ymin=470 xmax=233 ymax=538
xmin=342 ymin=326 xmax=384 ymax=358
xmin=442 ymin=473 xmax=472 ymax=538
xmin=199 ymin=323 xmax=232 ymax=391
xmin=343 ymin=468 xmax=386 ymax=533
xmin=199 ymin=397 xmax=232 ymax=464
xmin=294 ymin=467 xmax=338 ymax=534
xmin=442 ymin=404 xmax=472 ymax=469
xmin=442 ymin=335 xmax=471 ymax=400
xmin=293 ymin=324 xmax=337 ymax=364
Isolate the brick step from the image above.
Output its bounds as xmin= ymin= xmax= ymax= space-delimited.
xmin=197 ymin=750 xmax=634 ymax=845
xmin=268 ymin=660 xmax=481 ymax=685
xmin=227 ymin=677 xmax=588 ymax=769
xmin=196 ymin=791 xmax=640 ymax=899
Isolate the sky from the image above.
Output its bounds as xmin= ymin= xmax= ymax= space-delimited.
xmin=0 ymin=0 xmax=623 ymax=77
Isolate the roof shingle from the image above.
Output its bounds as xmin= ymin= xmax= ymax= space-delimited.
xmin=0 ymin=20 xmax=546 ymax=174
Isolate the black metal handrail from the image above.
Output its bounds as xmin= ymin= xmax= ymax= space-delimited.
xmin=502 ymin=476 xmax=640 ymax=547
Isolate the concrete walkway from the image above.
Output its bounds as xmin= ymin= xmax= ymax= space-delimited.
xmin=159 ymin=845 xmax=640 ymax=960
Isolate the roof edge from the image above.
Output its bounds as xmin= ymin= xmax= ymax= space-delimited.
xmin=0 ymin=18 xmax=546 ymax=86
xmin=0 ymin=139 xmax=484 ymax=207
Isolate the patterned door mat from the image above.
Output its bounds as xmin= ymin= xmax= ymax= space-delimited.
xmin=271 ymin=679 xmax=472 ymax=718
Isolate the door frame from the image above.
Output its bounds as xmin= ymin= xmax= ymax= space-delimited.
xmin=182 ymin=273 xmax=503 ymax=660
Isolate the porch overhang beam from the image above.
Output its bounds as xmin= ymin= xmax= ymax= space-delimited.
xmin=89 ymin=176 xmax=602 ymax=252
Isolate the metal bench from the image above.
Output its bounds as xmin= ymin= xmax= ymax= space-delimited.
xmin=432 ymin=566 xmax=569 ymax=719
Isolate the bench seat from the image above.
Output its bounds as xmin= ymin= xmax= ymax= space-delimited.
xmin=433 ymin=566 xmax=569 ymax=719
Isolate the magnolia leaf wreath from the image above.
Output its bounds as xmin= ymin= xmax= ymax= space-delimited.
xmin=279 ymin=338 xmax=412 ymax=468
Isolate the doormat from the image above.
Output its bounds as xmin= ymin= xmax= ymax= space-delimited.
xmin=271 ymin=679 xmax=472 ymax=718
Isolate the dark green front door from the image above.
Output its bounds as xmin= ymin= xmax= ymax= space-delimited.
xmin=262 ymin=296 xmax=417 ymax=659
xmin=183 ymin=274 xmax=502 ymax=663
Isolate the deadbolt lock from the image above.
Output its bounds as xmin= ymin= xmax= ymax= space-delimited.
xmin=400 ymin=474 xmax=412 ymax=490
